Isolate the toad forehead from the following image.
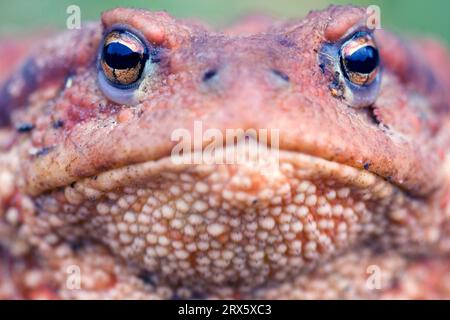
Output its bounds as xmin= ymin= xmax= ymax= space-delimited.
xmin=96 ymin=7 xmax=371 ymax=106
xmin=97 ymin=10 xmax=326 ymax=112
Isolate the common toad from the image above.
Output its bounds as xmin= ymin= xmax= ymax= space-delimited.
xmin=0 ymin=5 xmax=450 ymax=299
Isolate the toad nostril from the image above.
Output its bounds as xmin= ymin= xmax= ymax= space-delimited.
xmin=202 ymin=69 xmax=219 ymax=82
xmin=271 ymin=69 xmax=290 ymax=82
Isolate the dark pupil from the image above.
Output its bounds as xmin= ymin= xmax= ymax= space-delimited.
xmin=344 ymin=46 xmax=379 ymax=74
xmin=103 ymin=42 xmax=142 ymax=70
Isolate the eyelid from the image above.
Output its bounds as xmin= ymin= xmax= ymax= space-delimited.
xmin=340 ymin=33 xmax=376 ymax=57
xmin=98 ymin=71 xmax=138 ymax=105
xmin=102 ymin=24 xmax=152 ymax=49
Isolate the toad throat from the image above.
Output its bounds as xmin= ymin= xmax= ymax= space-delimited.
xmin=30 ymin=140 xmax=411 ymax=292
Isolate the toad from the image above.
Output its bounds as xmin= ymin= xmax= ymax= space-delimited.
xmin=0 ymin=5 xmax=450 ymax=299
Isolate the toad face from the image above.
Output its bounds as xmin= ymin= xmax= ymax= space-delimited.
xmin=1 ymin=5 xmax=450 ymax=299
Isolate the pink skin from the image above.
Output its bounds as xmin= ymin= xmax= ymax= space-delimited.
xmin=0 ymin=5 xmax=449 ymax=299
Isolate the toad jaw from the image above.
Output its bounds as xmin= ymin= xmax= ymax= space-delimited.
xmin=30 ymin=138 xmax=407 ymax=293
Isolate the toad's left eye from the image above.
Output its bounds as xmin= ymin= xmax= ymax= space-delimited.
xmin=100 ymin=30 xmax=149 ymax=87
xmin=340 ymin=33 xmax=380 ymax=86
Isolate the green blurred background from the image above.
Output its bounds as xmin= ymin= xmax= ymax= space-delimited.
xmin=0 ymin=0 xmax=448 ymax=45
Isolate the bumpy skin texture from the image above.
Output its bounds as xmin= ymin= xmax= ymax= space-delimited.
xmin=1 ymin=5 xmax=450 ymax=299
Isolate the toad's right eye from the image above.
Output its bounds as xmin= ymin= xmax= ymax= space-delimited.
xmin=319 ymin=30 xmax=382 ymax=108
xmin=339 ymin=32 xmax=380 ymax=87
xmin=100 ymin=30 xmax=149 ymax=87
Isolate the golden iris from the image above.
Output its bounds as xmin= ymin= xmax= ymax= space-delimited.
xmin=340 ymin=33 xmax=380 ymax=86
xmin=101 ymin=30 xmax=149 ymax=86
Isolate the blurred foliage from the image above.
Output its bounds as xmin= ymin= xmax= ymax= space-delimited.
xmin=0 ymin=0 xmax=448 ymax=45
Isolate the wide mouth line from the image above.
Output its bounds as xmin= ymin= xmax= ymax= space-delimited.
xmin=66 ymin=146 xmax=397 ymax=199
xmin=28 ymin=138 xmax=417 ymax=200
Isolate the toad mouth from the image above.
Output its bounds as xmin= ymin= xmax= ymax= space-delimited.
xmin=65 ymin=138 xmax=394 ymax=197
